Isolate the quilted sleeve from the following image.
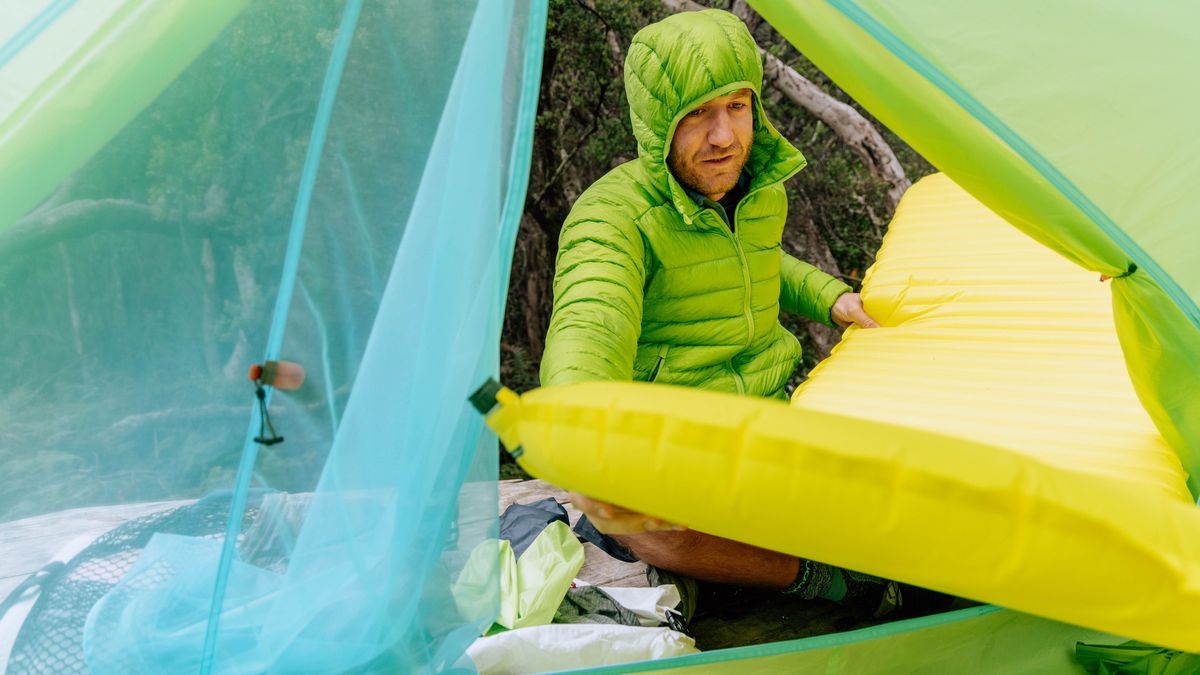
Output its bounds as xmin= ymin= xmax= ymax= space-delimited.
xmin=779 ymin=251 xmax=850 ymax=328
xmin=539 ymin=210 xmax=647 ymax=387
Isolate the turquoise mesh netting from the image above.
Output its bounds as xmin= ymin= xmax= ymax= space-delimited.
xmin=0 ymin=0 xmax=546 ymax=671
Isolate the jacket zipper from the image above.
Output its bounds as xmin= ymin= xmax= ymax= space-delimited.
xmin=730 ymin=197 xmax=756 ymax=396
xmin=706 ymin=200 xmax=757 ymax=348
xmin=697 ymin=184 xmax=772 ymax=397
xmin=730 ymin=194 xmax=760 ymax=342
xmin=648 ymin=344 xmax=670 ymax=382
xmin=728 ymin=360 xmax=745 ymax=395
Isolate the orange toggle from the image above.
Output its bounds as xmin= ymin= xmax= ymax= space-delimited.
xmin=248 ymin=360 xmax=306 ymax=390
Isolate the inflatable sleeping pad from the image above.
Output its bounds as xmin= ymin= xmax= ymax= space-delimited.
xmin=480 ymin=174 xmax=1199 ymax=651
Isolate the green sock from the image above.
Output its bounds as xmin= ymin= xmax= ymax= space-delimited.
xmin=784 ymin=560 xmax=884 ymax=602
xmin=820 ymin=567 xmax=848 ymax=602
xmin=783 ymin=559 xmax=834 ymax=599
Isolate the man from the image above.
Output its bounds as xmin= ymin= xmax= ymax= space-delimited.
xmin=539 ymin=10 xmax=901 ymax=613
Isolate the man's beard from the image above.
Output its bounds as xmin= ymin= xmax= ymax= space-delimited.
xmin=668 ymin=145 xmax=749 ymax=199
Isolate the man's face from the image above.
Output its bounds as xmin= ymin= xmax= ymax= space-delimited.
xmin=668 ymin=88 xmax=754 ymax=201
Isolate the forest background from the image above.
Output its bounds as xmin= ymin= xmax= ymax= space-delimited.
xmin=500 ymin=0 xmax=933 ymax=405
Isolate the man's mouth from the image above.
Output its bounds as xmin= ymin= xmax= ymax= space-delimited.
xmin=702 ymin=155 xmax=735 ymax=167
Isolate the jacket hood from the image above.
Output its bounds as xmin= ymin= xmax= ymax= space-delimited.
xmin=624 ymin=9 xmax=805 ymax=223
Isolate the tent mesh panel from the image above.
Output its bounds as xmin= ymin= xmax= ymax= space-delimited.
xmin=5 ymin=498 xmax=259 ymax=674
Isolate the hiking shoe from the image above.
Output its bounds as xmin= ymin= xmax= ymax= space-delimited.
xmin=872 ymin=580 xmax=957 ymax=619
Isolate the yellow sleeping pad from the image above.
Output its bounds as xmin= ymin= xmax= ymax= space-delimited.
xmin=796 ymin=173 xmax=1189 ymax=503
xmin=482 ymin=174 xmax=1200 ymax=650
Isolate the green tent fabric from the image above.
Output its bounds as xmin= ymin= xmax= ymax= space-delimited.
xmin=1 ymin=0 xmax=547 ymax=671
xmin=0 ymin=0 xmax=250 ymax=231
xmin=571 ymin=606 xmax=1118 ymax=674
xmin=749 ymin=0 xmax=1200 ymax=497
xmin=1076 ymin=640 xmax=1200 ymax=675
xmin=3 ymin=1 xmax=1192 ymax=672
xmin=540 ymin=4 xmax=1196 ymax=671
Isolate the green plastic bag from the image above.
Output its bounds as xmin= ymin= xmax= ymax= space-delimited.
xmin=454 ymin=520 xmax=585 ymax=632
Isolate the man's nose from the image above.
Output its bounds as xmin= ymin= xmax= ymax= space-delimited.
xmin=707 ymin=110 xmax=735 ymax=148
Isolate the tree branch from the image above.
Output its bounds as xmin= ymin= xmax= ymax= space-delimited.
xmin=578 ymin=0 xmax=625 ymax=78
xmin=661 ymin=0 xmax=705 ymax=12
xmin=660 ymin=0 xmax=910 ymax=213
xmin=731 ymin=0 xmax=762 ymax=33
xmin=1 ymin=197 xmax=232 ymax=258
xmin=532 ymin=121 xmax=603 ymax=205
xmin=762 ymin=54 xmax=909 ymax=211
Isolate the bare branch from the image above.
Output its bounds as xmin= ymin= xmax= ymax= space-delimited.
xmin=1 ymin=197 xmax=230 ymax=258
xmin=15 ymin=197 xmax=163 ymax=231
xmin=762 ymin=54 xmax=909 ymax=211
xmin=660 ymin=0 xmax=910 ymax=213
xmin=532 ymin=123 xmax=603 ymax=205
xmin=661 ymin=0 xmax=705 ymax=12
xmin=731 ymin=0 xmax=762 ymax=33
xmin=579 ymin=0 xmax=626 ymax=77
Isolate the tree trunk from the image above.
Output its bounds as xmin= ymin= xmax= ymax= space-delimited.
xmin=731 ymin=0 xmax=762 ymax=33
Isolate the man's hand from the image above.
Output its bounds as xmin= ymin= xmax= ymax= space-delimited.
xmin=830 ymin=292 xmax=880 ymax=329
xmin=569 ymin=492 xmax=686 ymax=535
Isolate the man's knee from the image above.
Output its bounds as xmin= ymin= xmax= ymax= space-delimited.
xmin=612 ymin=529 xmax=706 ymax=571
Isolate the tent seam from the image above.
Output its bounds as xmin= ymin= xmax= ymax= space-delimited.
xmin=825 ymin=0 xmax=1200 ymax=331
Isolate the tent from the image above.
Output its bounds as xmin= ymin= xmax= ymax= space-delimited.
xmin=2 ymin=0 xmax=543 ymax=671
xmin=753 ymin=0 xmax=1200 ymax=496
xmin=483 ymin=171 xmax=1192 ymax=670
xmin=1 ymin=0 xmax=1196 ymax=673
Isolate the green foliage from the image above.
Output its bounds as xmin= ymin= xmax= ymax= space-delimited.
xmin=531 ymin=0 xmax=664 ymax=220
xmin=501 ymin=344 xmax=541 ymax=394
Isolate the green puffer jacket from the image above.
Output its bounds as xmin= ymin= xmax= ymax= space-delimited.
xmin=540 ymin=9 xmax=849 ymax=398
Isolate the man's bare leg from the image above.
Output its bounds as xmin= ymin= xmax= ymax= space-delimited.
xmin=612 ymin=529 xmax=799 ymax=589
xmin=571 ymin=494 xmax=947 ymax=617
xmin=567 ymin=492 xmax=800 ymax=589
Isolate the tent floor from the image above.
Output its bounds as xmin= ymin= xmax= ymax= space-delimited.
xmin=501 ymin=479 xmax=972 ymax=651
xmin=0 ymin=499 xmax=190 ymax=601
xmin=0 ymin=482 xmax=967 ymax=655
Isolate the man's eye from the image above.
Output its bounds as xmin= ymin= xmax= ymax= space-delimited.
xmin=688 ymin=108 xmax=705 ymax=117
xmin=730 ymin=102 xmax=747 ymax=110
